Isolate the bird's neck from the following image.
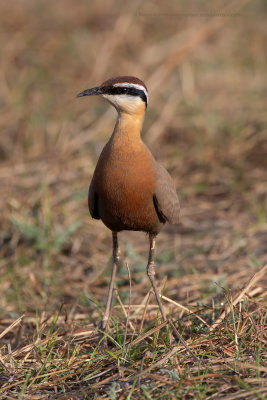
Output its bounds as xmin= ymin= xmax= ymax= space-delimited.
xmin=110 ymin=111 xmax=145 ymax=145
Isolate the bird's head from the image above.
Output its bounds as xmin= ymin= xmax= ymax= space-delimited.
xmin=77 ymin=76 xmax=148 ymax=115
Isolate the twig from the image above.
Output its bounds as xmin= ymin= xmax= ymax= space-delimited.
xmin=125 ymin=346 xmax=180 ymax=383
xmin=115 ymin=289 xmax=135 ymax=331
xmin=210 ymin=264 xmax=267 ymax=332
xmin=162 ymin=295 xmax=210 ymax=327
xmin=125 ymin=261 xmax=133 ymax=335
xmin=139 ymin=290 xmax=153 ymax=333
xmin=0 ymin=315 xmax=24 ymax=340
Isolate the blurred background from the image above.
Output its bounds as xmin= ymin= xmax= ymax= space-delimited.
xmin=0 ymin=0 xmax=266 ymax=318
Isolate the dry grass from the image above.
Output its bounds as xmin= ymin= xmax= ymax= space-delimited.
xmin=0 ymin=0 xmax=266 ymax=398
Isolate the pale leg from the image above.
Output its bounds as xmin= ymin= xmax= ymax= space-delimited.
xmin=101 ymin=231 xmax=120 ymax=331
xmin=146 ymin=234 xmax=190 ymax=347
xmin=146 ymin=234 xmax=167 ymax=322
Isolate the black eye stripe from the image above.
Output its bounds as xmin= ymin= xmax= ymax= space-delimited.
xmin=101 ymin=85 xmax=147 ymax=107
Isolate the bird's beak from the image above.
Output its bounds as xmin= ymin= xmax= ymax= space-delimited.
xmin=76 ymin=86 xmax=103 ymax=98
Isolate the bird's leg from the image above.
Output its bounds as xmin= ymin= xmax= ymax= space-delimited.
xmin=146 ymin=235 xmax=198 ymax=356
xmin=146 ymin=234 xmax=167 ymax=322
xmin=101 ymin=231 xmax=120 ymax=331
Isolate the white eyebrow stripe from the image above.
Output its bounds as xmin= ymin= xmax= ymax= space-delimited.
xmin=113 ymin=82 xmax=149 ymax=104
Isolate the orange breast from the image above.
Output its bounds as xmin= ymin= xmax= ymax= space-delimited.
xmin=92 ymin=141 xmax=162 ymax=234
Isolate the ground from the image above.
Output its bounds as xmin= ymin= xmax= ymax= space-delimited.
xmin=0 ymin=0 xmax=266 ymax=399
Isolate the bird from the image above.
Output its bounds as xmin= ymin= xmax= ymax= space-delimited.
xmin=77 ymin=76 xmax=180 ymax=334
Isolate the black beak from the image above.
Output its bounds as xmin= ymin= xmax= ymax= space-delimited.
xmin=76 ymin=86 xmax=102 ymax=98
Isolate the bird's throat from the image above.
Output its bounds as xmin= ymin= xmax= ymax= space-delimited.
xmin=110 ymin=110 xmax=145 ymax=146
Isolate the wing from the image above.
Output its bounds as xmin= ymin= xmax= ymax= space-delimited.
xmin=88 ymin=178 xmax=100 ymax=219
xmin=153 ymin=163 xmax=180 ymax=224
